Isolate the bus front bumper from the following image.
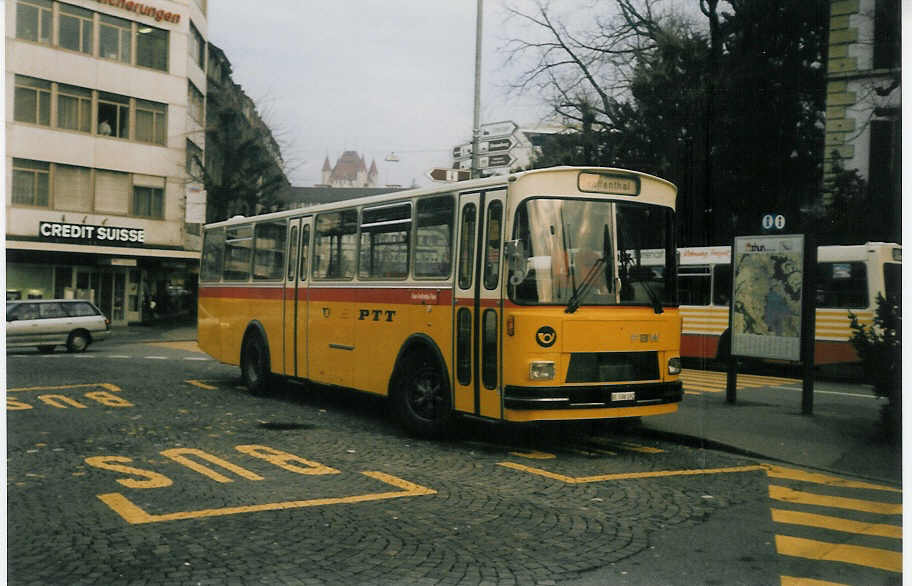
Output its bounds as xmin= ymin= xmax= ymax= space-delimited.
xmin=503 ymin=381 xmax=683 ymax=411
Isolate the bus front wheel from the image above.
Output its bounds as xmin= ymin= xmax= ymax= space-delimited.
xmin=393 ymin=353 xmax=453 ymax=438
xmin=241 ymin=332 xmax=271 ymax=396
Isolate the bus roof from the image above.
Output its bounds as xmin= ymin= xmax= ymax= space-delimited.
xmin=203 ymin=166 xmax=677 ymax=229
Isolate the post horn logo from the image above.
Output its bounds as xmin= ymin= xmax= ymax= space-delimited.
xmin=536 ymin=326 xmax=557 ymax=348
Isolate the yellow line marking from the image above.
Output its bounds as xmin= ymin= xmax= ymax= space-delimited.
xmin=765 ymin=465 xmax=901 ymax=493
xmin=96 ymin=471 xmax=436 ymax=524
xmin=589 ymin=438 xmax=665 ymax=454
xmin=780 ymin=575 xmax=849 ymax=586
xmin=769 ymin=485 xmax=902 ymax=515
xmin=509 ymin=451 xmax=556 ymax=460
xmin=147 ymin=341 xmax=202 ymax=352
xmin=8 ymin=382 xmax=122 ymax=393
xmin=498 ymin=462 xmax=765 ymax=484
xmin=771 ymin=509 xmax=901 ymax=539
xmin=186 ymin=379 xmax=218 ymax=390
xmin=775 ymin=535 xmax=901 ymax=573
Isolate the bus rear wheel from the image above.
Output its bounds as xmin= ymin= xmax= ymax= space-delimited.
xmin=394 ymin=354 xmax=453 ymax=438
xmin=241 ymin=332 xmax=271 ymax=396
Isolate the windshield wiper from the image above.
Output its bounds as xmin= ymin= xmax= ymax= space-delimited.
xmin=641 ymin=279 xmax=664 ymax=314
xmin=566 ymin=226 xmax=612 ymax=314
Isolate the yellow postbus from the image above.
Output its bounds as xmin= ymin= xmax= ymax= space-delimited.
xmin=198 ymin=167 xmax=683 ymax=436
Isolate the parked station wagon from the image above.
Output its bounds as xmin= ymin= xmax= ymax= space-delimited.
xmin=6 ymin=299 xmax=111 ymax=353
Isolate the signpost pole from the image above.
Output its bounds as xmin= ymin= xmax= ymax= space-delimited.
xmin=800 ymin=233 xmax=817 ymax=415
xmin=470 ymin=0 xmax=483 ymax=179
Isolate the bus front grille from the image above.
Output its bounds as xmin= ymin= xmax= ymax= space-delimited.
xmin=565 ymin=351 xmax=659 ymax=383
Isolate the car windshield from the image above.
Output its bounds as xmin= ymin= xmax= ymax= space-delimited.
xmin=507 ymin=198 xmax=674 ymax=309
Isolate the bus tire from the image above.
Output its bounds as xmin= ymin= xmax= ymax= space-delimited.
xmin=241 ymin=330 xmax=271 ymax=396
xmin=392 ymin=351 xmax=453 ymax=438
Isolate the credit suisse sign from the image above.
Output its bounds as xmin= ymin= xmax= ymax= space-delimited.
xmin=39 ymin=221 xmax=145 ymax=247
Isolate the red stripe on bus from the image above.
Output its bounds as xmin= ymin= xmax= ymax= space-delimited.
xmin=201 ymin=286 xmax=454 ymax=305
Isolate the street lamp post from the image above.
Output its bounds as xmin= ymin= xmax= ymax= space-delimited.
xmin=471 ymin=0 xmax=483 ymax=179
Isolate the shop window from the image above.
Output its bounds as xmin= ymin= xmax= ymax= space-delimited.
xmin=58 ymin=3 xmax=93 ymax=54
xmin=414 ymin=195 xmax=454 ymax=278
xmin=133 ymin=186 xmax=164 ymax=219
xmin=136 ymin=25 xmax=168 ymax=71
xmin=313 ymin=210 xmax=358 ymax=280
xmin=99 ymin=14 xmax=132 ymax=63
xmin=54 ymin=164 xmax=93 ymax=212
xmin=186 ymin=139 xmax=203 ymax=180
xmin=97 ymin=92 xmax=130 ymax=138
xmin=57 ymin=84 xmax=92 ymax=133
xmin=12 ymin=159 xmax=50 ymax=207
xmin=14 ymin=75 xmax=51 ymax=126
xmin=359 ymin=203 xmax=410 ymax=279
xmin=136 ymin=99 xmax=167 ymax=145
xmin=16 ymin=0 xmax=52 ymax=44
xmin=253 ymin=221 xmax=287 ymax=281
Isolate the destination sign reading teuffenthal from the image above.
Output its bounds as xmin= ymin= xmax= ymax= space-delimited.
xmin=39 ymin=221 xmax=145 ymax=246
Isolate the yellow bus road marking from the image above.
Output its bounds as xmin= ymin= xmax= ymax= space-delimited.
xmin=9 ymin=382 xmax=122 ymax=393
xmin=682 ymin=383 xmax=725 ymax=392
xmin=186 ymin=379 xmax=218 ymax=390
xmin=771 ymin=509 xmax=901 ymax=539
xmin=775 ymin=535 xmax=901 ymax=573
xmin=588 ymin=437 xmax=665 ymax=454
xmin=765 ymin=465 xmax=900 ymax=493
xmin=147 ymin=341 xmax=203 ymax=352
xmin=95 ymin=471 xmax=436 ymax=524
xmin=498 ymin=461 xmax=765 ymax=484
xmin=780 ymin=575 xmax=849 ymax=586
xmin=769 ymin=485 xmax=902 ymax=515
xmin=509 ymin=451 xmax=557 ymax=460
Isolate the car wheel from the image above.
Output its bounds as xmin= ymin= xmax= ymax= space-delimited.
xmin=37 ymin=345 xmax=56 ymax=353
xmin=393 ymin=353 xmax=453 ymax=438
xmin=66 ymin=331 xmax=90 ymax=353
xmin=241 ymin=332 xmax=271 ymax=396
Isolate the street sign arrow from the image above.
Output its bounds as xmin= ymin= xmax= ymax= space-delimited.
xmin=480 ymin=120 xmax=518 ymax=138
xmin=428 ymin=168 xmax=472 ymax=182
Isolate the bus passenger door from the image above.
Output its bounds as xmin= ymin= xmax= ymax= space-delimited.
xmin=283 ymin=217 xmax=311 ymax=378
xmin=453 ymin=194 xmax=479 ymax=415
xmin=477 ymin=191 xmax=505 ymax=419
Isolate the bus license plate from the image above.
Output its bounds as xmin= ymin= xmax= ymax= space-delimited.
xmin=611 ymin=391 xmax=635 ymax=402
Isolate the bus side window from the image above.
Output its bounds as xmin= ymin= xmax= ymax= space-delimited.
xmin=677 ymin=266 xmax=711 ymax=305
xmin=313 ymin=210 xmax=358 ymax=280
xmin=287 ymin=226 xmax=298 ymax=281
xmin=253 ymin=220 xmax=287 ymax=281
xmin=816 ymin=262 xmax=868 ymax=308
xmin=223 ymin=225 xmax=253 ymax=282
xmin=201 ymin=227 xmax=225 ymax=282
xmin=712 ymin=264 xmax=731 ymax=306
xmin=299 ymin=225 xmax=310 ymax=280
xmin=414 ymin=195 xmax=454 ymax=278
xmin=483 ymin=201 xmax=503 ymax=290
xmin=457 ymin=203 xmax=477 ymax=290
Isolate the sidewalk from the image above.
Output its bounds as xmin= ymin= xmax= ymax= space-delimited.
xmin=639 ymin=379 xmax=902 ymax=485
xmin=106 ymin=320 xmax=901 ymax=485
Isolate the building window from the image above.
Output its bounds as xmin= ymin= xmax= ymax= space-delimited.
xmin=133 ymin=186 xmax=164 ymax=219
xmin=12 ymin=159 xmax=50 ymax=207
xmin=188 ymin=82 xmax=204 ymax=123
xmin=186 ymin=139 xmax=203 ymax=180
xmin=14 ymin=75 xmax=51 ymax=126
xmin=135 ymin=99 xmax=167 ymax=145
xmin=874 ymin=0 xmax=900 ymax=70
xmin=136 ymin=25 xmax=168 ymax=71
xmin=189 ymin=21 xmax=205 ymax=70
xmin=95 ymin=169 xmax=130 ymax=214
xmin=99 ymin=14 xmax=132 ymax=63
xmin=58 ymin=3 xmax=93 ymax=54
xmin=16 ymin=0 xmax=52 ymax=45
xmin=97 ymin=92 xmax=130 ymax=138
xmin=57 ymin=84 xmax=92 ymax=133
xmin=54 ymin=164 xmax=93 ymax=212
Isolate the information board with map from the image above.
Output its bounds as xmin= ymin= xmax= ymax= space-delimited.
xmin=730 ymin=234 xmax=805 ymax=360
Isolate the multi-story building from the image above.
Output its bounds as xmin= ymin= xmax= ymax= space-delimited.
xmin=6 ymin=0 xmax=209 ymax=324
xmin=823 ymin=0 xmax=900 ymax=241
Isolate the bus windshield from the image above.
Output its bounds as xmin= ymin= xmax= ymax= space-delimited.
xmin=508 ymin=198 xmax=674 ymax=309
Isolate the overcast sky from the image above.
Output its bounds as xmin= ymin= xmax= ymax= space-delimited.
xmin=208 ymin=1 xmax=565 ymax=188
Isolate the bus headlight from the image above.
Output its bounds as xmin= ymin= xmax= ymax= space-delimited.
xmin=668 ymin=357 xmax=682 ymax=376
xmin=530 ymin=361 xmax=556 ymax=381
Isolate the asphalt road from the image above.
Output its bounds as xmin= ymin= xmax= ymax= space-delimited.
xmin=6 ymin=342 xmax=902 ymax=585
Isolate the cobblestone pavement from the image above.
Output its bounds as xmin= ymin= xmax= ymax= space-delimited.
xmin=6 ymin=345 xmax=900 ymax=585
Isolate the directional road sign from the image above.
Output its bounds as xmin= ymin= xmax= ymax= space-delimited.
xmin=428 ymin=168 xmax=472 ymax=182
